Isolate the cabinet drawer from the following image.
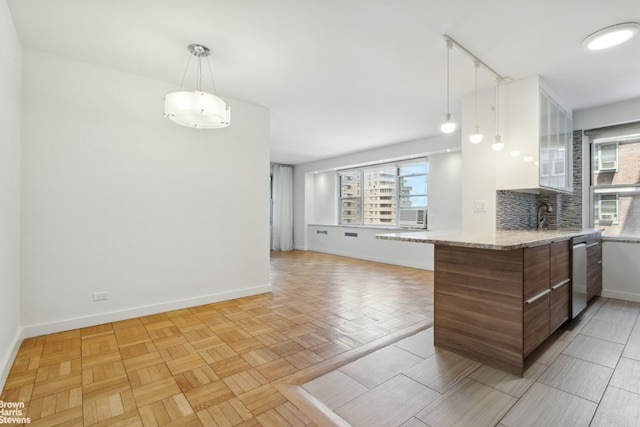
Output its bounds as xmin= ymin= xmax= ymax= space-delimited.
xmin=550 ymin=279 xmax=570 ymax=333
xmin=550 ymin=240 xmax=570 ymax=285
xmin=524 ymin=291 xmax=550 ymax=357
xmin=587 ymin=242 xmax=602 ymax=301
xmin=524 ymin=245 xmax=550 ymax=301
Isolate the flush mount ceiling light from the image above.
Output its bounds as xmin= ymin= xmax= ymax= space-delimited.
xmin=164 ymin=44 xmax=230 ymax=129
xmin=440 ymin=39 xmax=456 ymax=134
xmin=469 ymin=61 xmax=483 ymax=144
xmin=583 ymin=22 xmax=640 ymax=50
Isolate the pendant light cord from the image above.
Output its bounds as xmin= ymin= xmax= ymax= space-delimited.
xmin=445 ymin=40 xmax=453 ymax=115
xmin=178 ymin=54 xmax=192 ymax=91
xmin=495 ymin=77 xmax=502 ymax=137
xmin=197 ymin=56 xmax=203 ymax=92
xmin=474 ymin=61 xmax=479 ymax=128
xmin=177 ymin=47 xmax=216 ymax=93
xmin=206 ymin=57 xmax=219 ymax=95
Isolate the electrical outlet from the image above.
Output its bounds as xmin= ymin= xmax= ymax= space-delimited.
xmin=93 ymin=291 xmax=109 ymax=302
xmin=474 ymin=200 xmax=487 ymax=212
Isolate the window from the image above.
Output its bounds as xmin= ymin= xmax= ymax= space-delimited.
xmin=339 ymin=171 xmax=361 ymax=224
xmin=589 ymin=125 xmax=640 ymax=237
xmin=595 ymin=194 xmax=618 ymax=223
xmin=594 ymin=143 xmax=618 ymax=172
xmin=363 ymin=167 xmax=396 ymax=224
xmin=338 ymin=159 xmax=428 ymax=226
xmin=399 ymin=163 xmax=428 ymax=209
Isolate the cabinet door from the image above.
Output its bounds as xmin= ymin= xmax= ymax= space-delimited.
xmin=587 ymin=241 xmax=602 ymax=301
xmin=539 ymin=88 xmax=573 ymax=192
xmin=524 ymin=245 xmax=550 ymax=300
xmin=549 ymin=240 xmax=571 ymax=332
xmin=524 ymin=292 xmax=550 ymax=356
xmin=550 ymin=280 xmax=570 ymax=333
xmin=550 ymin=241 xmax=570 ymax=285
xmin=561 ymin=111 xmax=572 ymax=191
xmin=539 ymin=91 xmax=550 ymax=189
xmin=548 ymin=98 xmax=560 ymax=189
xmin=523 ymin=245 xmax=551 ymax=356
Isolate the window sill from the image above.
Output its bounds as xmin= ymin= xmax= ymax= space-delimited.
xmin=308 ymin=223 xmax=427 ymax=231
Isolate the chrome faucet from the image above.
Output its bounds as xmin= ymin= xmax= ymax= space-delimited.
xmin=537 ymin=203 xmax=552 ymax=229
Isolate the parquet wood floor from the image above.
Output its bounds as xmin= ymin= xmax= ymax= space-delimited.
xmin=1 ymin=250 xmax=434 ymax=426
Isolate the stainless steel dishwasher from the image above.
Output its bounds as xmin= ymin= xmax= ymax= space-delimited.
xmin=572 ymin=236 xmax=588 ymax=318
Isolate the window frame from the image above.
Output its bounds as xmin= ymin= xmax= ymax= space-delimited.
xmin=588 ymin=125 xmax=640 ymax=237
xmin=593 ymin=142 xmax=619 ymax=172
xmin=338 ymin=158 xmax=428 ymax=227
xmin=595 ymin=194 xmax=619 ymax=224
xmin=339 ymin=171 xmax=362 ymax=225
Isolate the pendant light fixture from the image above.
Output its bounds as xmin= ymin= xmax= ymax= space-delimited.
xmin=164 ymin=44 xmax=230 ymax=129
xmin=469 ymin=60 xmax=483 ymax=144
xmin=492 ymin=77 xmax=505 ymax=152
xmin=440 ymin=39 xmax=456 ymax=134
xmin=440 ymin=36 xmax=506 ymax=148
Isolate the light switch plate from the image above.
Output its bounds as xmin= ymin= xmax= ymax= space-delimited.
xmin=474 ymin=200 xmax=486 ymax=212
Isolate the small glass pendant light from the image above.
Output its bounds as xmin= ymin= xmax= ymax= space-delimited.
xmin=440 ymin=39 xmax=456 ymax=134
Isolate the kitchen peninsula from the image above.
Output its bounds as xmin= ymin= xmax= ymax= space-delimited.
xmin=377 ymin=228 xmax=602 ymax=376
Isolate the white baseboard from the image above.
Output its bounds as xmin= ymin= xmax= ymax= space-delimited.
xmin=600 ymin=289 xmax=640 ymax=304
xmin=22 ymin=284 xmax=272 ymax=338
xmin=0 ymin=327 xmax=24 ymax=392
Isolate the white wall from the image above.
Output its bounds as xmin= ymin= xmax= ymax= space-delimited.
xmin=575 ymin=97 xmax=640 ymax=302
xmin=460 ymin=84 xmax=499 ymax=230
xmin=425 ymin=151 xmax=462 ymax=231
xmin=309 ymin=171 xmax=337 ymax=225
xmin=574 ymin=97 xmax=640 ymax=130
xmin=307 ymin=225 xmax=433 ymax=270
xmin=20 ymin=49 xmax=271 ymax=336
xmin=294 ymin=134 xmax=461 ymax=250
xmin=0 ymin=0 xmax=23 ymax=390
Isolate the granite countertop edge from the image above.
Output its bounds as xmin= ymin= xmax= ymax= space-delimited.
xmin=376 ymin=228 xmax=602 ymax=250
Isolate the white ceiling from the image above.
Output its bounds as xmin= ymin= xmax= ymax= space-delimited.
xmin=7 ymin=0 xmax=640 ymax=165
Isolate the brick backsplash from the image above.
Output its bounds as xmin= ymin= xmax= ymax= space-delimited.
xmin=497 ymin=131 xmax=583 ymax=230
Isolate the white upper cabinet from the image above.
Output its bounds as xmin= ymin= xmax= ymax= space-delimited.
xmin=496 ymin=76 xmax=573 ymax=193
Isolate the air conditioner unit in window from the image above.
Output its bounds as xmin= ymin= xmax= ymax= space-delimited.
xmin=598 ymin=160 xmax=618 ymax=171
xmin=599 ymin=213 xmax=616 ymax=221
xmin=399 ymin=209 xmax=427 ymax=228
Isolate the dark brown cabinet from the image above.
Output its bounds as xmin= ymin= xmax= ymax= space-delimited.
xmin=523 ymin=241 xmax=570 ymax=357
xmin=587 ymin=233 xmax=603 ymax=301
xmin=523 ymin=245 xmax=550 ymax=356
xmin=549 ymin=240 xmax=571 ymax=333
xmin=434 ymin=236 xmax=578 ymax=376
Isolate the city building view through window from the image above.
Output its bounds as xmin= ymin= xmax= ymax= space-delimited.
xmin=590 ymin=126 xmax=640 ymax=237
xmin=339 ymin=159 xmax=428 ymax=226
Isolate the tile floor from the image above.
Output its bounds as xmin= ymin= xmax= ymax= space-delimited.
xmin=303 ymin=297 xmax=640 ymax=427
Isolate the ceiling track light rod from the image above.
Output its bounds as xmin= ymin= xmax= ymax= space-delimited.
xmin=442 ymin=35 xmax=505 ymax=82
xmin=473 ymin=60 xmax=479 ymax=123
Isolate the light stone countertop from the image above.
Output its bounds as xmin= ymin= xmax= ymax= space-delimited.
xmin=376 ymin=228 xmax=602 ymax=250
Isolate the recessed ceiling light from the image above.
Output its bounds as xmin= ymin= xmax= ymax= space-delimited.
xmin=583 ymin=22 xmax=640 ymax=50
